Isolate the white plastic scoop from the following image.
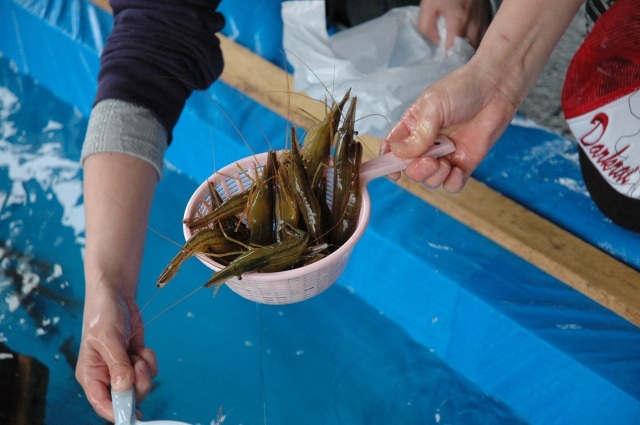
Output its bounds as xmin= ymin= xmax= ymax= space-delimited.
xmin=183 ymin=136 xmax=455 ymax=305
xmin=112 ymin=388 xmax=193 ymax=425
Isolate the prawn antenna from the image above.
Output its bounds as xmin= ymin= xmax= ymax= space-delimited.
xmin=283 ymin=48 xmax=338 ymax=107
xmin=206 ymin=100 xmax=217 ymax=175
xmin=235 ymin=92 xmax=274 ymax=151
xmin=161 ymin=76 xmax=257 ymax=159
xmin=129 ymin=283 xmax=206 ymax=342
xmin=96 ymin=189 xmax=183 ymax=249
xmin=354 ymin=112 xmax=393 ymax=157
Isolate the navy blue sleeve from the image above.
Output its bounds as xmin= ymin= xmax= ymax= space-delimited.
xmin=95 ymin=0 xmax=225 ymax=141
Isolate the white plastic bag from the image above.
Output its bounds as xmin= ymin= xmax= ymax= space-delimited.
xmin=282 ymin=1 xmax=475 ymax=137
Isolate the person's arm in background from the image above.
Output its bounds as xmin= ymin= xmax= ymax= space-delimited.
xmin=79 ymin=150 xmax=159 ymax=420
xmin=417 ymin=0 xmax=500 ymax=49
xmin=75 ymin=0 xmax=225 ymax=421
xmin=383 ymin=0 xmax=585 ymax=192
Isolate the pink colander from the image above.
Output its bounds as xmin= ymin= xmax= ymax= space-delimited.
xmin=183 ymin=136 xmax=455 ymax=305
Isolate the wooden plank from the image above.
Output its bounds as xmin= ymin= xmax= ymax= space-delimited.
xmin=88 ymin=1 xmax=640 ymax=326
xmin=92 ymin=0 xmax=109 ymax=11
xmin=219 ymin=36 xmax=320 ymax=129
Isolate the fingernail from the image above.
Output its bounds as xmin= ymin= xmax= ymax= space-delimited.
xmin=409 ymin=157 xmax=438 ymax=181
xmin=112 ymin=373 xmax=132 ymax=391
xmin=395 ymin=134 xmax=417 ymax=154
xmin=443 ymin=166 xmax=465 ymax=194
xmin=111 ymin=364 xmax=134 ymax=391
xmin=135 ymin=360 xmax=151 ymax=380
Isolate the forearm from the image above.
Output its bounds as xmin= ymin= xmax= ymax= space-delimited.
xmin=78 ymin=152 xmax=159 ymax=421
xmin=473 ymin=0 xmax=584 ymax=106
xmin=83 ymin=153 xmax=157 ymax=301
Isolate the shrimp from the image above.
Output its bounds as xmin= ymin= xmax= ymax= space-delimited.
xmin=157 ymin=226 xmax=247 ymax=288
xmin=331 ymin=139 xmax=363 ymax=246
xmin=288 ymin=127 xmax=324 ymax=243
xmin=301 ymin=89 xmax=351 ymax=187
xmin=246 ymin=151 xmax=277 ymax=246
xmin=183 ymin=191 xmax=249 ymax=231
xmin=330 ymin=96 xmax=359 ymax=245
xmin=204 ymin=226 xmax=310 ymax=289
xmin=159 ymin=89 xmax=364 ymax=294
xmin=208 ymin=180 xmax=243 ymax=234
xmin=274 ymin=161 xmax=300 ymax=241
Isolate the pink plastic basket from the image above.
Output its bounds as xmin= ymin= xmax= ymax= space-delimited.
xmin=183 ymin=137 xmax=455 ymax=305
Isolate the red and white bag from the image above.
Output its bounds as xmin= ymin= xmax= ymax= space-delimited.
xmin=562 ymin=0 xmax=640 ymax=231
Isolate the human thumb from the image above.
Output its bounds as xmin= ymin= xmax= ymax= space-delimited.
xmin=108 ymin=354 xmax=135 ymax=392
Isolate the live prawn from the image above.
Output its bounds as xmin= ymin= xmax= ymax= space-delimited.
xmin=157 ymin=91 xmax=364 ymax=293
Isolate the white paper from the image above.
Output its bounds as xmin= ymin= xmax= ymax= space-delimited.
xmin=282 ymin=1 xmax=475 ymax=137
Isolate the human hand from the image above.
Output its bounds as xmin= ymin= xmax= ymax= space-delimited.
xmin=381 ymin=57 xmax=518 ymax=193
xmin=417 ymin=0 xmax=492 ymax=49
xmin=75 ymin=285 xmax=157 ymax=422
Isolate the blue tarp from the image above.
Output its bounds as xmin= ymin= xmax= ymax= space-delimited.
xmin=1 ymin=0 xmax=639 ymax=424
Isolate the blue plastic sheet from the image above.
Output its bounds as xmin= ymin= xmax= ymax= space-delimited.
xmin=0 ymin=52 xmax=528 ymax=425
xmin=476 ymin=118 xmax=640 ymax=268
xmin=1 ymin=1 xmax=639 ymax=424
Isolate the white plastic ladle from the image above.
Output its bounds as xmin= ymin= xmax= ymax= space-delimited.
xmin=112 ymin=388 xmax=193 ymax=425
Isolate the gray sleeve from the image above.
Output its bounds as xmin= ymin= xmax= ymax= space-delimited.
xmin=81 ymin=99 xmax=168 ymax=179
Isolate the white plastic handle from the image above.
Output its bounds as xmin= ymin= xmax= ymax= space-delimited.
xmin=112 ymin=388 xmax=193 ymax=425
xmin=359 ymin=135 xmax=456 ymax=184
